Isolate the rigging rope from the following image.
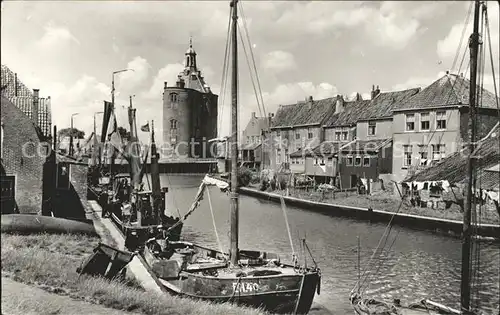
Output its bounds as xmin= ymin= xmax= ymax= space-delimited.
xmin=217 ymin=5 xmax=233 ymax=136
xmin=207 ymin=188 xmax=225 ymax=256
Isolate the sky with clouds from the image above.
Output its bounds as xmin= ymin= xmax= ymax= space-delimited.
xmin=1 ymin=1 xmax=499 ymax=143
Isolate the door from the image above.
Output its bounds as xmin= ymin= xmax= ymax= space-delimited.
xmin=350 ymin=174 xmax=358 ymax=188
xmin=0 ymin=175 xmax=16 ymax=214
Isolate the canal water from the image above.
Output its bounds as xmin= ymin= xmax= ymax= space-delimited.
xmin=149 ymin=174 xmax=499 ymax=314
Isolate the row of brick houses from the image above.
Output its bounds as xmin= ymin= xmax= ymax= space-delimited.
xmin=237 ymin=72 xmax=499 ymax=193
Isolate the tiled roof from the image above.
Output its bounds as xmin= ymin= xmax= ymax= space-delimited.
xmin=472 ymin=170 xmax=499 ymax=191
xmin=323 ymin=99 xmax=370 ymax=127
xmin=340 ymin=139 xmax=392 ymax=153
xmin=404 ymin=124 xmax=499 ymax=184
xmin=359 ymin=87 xmax=421 ymax=120
xmin=271 ymin=97 xmax=336 ymax=128
xmin=395 ymin=74 xmax=500 ymax=111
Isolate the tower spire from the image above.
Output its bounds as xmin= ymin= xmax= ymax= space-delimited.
xmin=189 ymin=35 xmax=193 ymax=48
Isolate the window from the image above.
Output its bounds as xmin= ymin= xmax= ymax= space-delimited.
xmin=405 ymin=114 xmax=415 ymax=131
xmin=295 ymin=133 xmax=300 ymax=139
xmin=335 ymin=132 xmax=341 ymax=140
xmin=355 ymin=156 xmax=362 ymax=166
xmin=251 ymin=136 xmax=255 ymax=143
xmin=363 ymin=156 xmax=370 ymax=167
xmin=314 ymin=158 xmax=319 ymax=165
xmin=308 ymin=131 xmax=313 ymax=139
xmin=403 ymin=145 xmax=412 ymax=167
xmin=368 ymin=121 xmax=376 ymax=136
xmin=420 ymin=112 xmax=430 ymax=131
xmin=436 ymin=111 xmax=446 ymax=130
xmin=418 ymin=145 xmax=428 ymax=165
xmin=346 ymin=156 xmax=353 ymax=166
xmin=327 ymin=157 xmax=333 ymax=165
xmin=170 ymin=119 xmax=177 ymax=129
xmin=276 ymin=149 xmax=281 ymax=163
xmin=170 ymin=119 xmax=178 ymax=144
xmin=432 ymin=144 xmax=446 ymax=160
xmin=246 ymin=136 xmax=250 ymax=144
xmin=169 ymin=93 xmax=178 ymax=104
xmin=342 ymin=131 xmax=348 ymax=140
xmin=319 ymin=158 xmax=325 ymax=166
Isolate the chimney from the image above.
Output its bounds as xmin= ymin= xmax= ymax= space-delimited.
xmin=307 ymin=95 xmax=313 ymax=109
xmin=446 ymin=70 xmax=450 ymax=75
xmin=164 ymin=81 xmax=168 ymax=89
xmin=371 ymin=85 xmax=381 ymax=100
xmin=251 ymin=112 xmax=256 ymax=118
xmin=14 ymin=73 xmax=18 ymax=96
xmin=334 ymin=95 xmax=344 ymax=114
xmin=355 ymin=92 xmax=362 ymax=101
xmin=32 ymin=89 xmax=39 ymax=127
xmin=176 ymin=78 xmax=185 ymax=88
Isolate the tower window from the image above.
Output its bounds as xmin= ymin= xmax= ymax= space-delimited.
xmin=170 ymin=119 xmax=178 ymax=129
xmin=170 ymin=93 xmax=178 ymax=104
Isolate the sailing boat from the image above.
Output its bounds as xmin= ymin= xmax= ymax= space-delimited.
xmin=140 ymin=1 xmax=321 ymax=313
xmin=103 ymin=97 xmax=183 ymax=250
xmin=349 ymin=1 xmax=496 ymax=314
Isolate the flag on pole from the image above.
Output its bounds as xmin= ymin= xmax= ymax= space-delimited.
xmin=140 ymin=122 xmax=150 ymax=132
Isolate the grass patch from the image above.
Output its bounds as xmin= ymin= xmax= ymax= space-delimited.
xmin=1 ymin=233 xmax=266 ymax=315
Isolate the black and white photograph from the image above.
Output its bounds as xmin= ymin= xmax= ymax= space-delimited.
xmin=1 ymin=1 xmax=499 ymax=314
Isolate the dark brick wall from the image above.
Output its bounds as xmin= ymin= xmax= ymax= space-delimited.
xmin=163 ymin=87 xmax=218 ymax=159
xmin=1 ymin=96 xmax=46 ymax=214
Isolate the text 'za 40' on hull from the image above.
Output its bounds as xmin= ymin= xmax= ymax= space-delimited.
xmin=143 ymin=241 xmax=321 ymax=314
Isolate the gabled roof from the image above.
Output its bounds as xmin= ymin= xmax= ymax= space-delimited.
xmin=359 ymin=87 xmax=421 ymax=120
xmin=323 ymin=99 xmax=370 ymax=127
xmin=271 ymin=97 xmax=336 ymax=128
xmin=340 ymin=139 xmax=392 ymax=153
xmin=395 ymin=73 xmax=500 ymax=111
xmin=404 ymin=124 xmax=499 ymax=184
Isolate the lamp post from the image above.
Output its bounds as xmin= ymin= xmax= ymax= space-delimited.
xmin=70 ymin=112 xmax=79 ymax=156
xmin=109 ymin=68 xmax=134 ymax=178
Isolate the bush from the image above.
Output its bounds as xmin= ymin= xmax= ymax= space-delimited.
xmin=238 ymin=167 xmax=253 ymax=187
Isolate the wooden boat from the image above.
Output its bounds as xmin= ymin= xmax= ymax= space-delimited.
xmin=140 ymin=1 xmax=321 ymax=313
xmin=100 ymin=96 xmax=183 ymax=250
xmin=349 ymin=1 xmax=497 ymax=314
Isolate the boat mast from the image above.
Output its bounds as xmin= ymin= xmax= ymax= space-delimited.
xmin=229 ymin=0 xmax=239 ymax=265
xmin=461 ymin=0 xmax=480 ymax=313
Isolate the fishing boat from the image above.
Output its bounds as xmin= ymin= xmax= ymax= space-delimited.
xmin=139 ymin=1 xmax=321 ymax=313
xmin=349 ymin=1 xmax=499 ymax=314
xmin=102 ymin=96 xmax=183 ymax=250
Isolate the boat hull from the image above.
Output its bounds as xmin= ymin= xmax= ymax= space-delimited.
xmin=142 ymin=243 xmax=320 ymax=314
xmin=159 ymin=270 xmax=319 ymax=314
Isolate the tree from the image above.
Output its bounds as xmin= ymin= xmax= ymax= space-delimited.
xmin=58 ymin=128 xmax=85 ymax=140
xmin=117 ymin=127 xmax=131 ymax=141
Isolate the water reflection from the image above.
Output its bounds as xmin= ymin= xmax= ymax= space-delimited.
xmin=146 ymin=174 xmax=500 ymax=313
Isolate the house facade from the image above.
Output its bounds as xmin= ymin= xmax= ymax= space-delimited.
xmin=1 ymin=95 xmax=49 ymax=214
xmin=392 ymin=73 xmax=500 ymax=184
xmin=239 ymin=112 xmax=269 ymax=170
xmin=270 ymin=96 xmax=335 ymax=171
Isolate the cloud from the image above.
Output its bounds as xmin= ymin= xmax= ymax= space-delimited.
xmin=117 ymin=56 xmax=151 ymax=92
xmin=143 ymin=63 xmax=184 ymax=100
xmin=217 ymin=81 xmax=338 ymax=137
xmin=437 ymin=2 xmax=499 ymax=70
xmin=392 ymin=71 xmax=447 ymax=91
xmin=262 ymin=50 xmax=296 ymax=73
xmin=36 ymin=21 xmax=80 ymax=49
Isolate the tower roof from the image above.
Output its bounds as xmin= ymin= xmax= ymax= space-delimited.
xmin=185 ymin=37 xmax=196 ymax=55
